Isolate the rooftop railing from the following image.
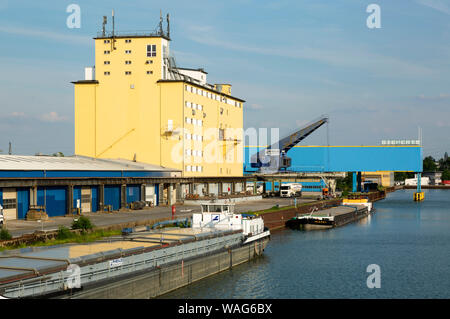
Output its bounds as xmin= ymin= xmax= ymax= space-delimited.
xmin=96 ymin=29 xmax=169 ymax=38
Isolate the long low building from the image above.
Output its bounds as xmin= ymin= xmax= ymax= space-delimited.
xmin=0 ymin=155 xmax=247 ymax=221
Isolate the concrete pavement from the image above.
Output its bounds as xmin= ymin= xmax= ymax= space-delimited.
xmin=4 ymin=197 xmax=314 ymax=238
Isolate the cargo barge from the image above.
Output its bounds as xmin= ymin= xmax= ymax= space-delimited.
xmin=285 ymin=199 xmax=372 ymax=230
xmin=0 ymin=202 xmax=270 ymax=299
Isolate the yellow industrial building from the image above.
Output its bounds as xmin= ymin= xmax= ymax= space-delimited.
xmin=361 ymin=171 xmax=394 ymax=187
xmin=73 ymin=17 xmax=244 ymax=177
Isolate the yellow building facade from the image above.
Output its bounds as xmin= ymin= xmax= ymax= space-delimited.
xmin=361 ymin=171 xmax=394 ymax=187
xmin=73 ymin=28 xmax=244 ymax=177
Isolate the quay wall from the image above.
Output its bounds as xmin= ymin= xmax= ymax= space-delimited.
xmin=403 ymin=185 xmax=450 ymax=189
xmin=64 ymin=238 xmax=269 ymax=299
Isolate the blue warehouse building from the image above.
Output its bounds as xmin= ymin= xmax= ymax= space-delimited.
xmin=0 ymin=155 xmax=249 ymax=221
xmin=0 ymin=155 xmax=181 ymax=221
xmin=244 ymin=145 xmax=423 ymax=192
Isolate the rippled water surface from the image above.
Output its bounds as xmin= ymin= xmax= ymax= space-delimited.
xmin=161 ymin=190 xmax=450 ymax=298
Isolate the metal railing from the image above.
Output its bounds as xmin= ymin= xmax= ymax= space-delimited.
xmin=96 ymin=29 xmax=167 ymax=38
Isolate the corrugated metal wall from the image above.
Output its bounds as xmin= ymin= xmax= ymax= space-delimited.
xmin=126 ymin=184 xmax=141 ymax=203
xmin=16 ymin=188 xmax=30 ymax=220
xmin=104 ymin=185 xmax=120 ymax=210
xmin=244 ymin=146 xmax=422 ymax=172
xmin=37 ymin=187 xmax=67 ymax=217
xmin=91 ymin=186 xmax=98 ymax=212
xmin=73 ymin=186 xmax=82 ymax=210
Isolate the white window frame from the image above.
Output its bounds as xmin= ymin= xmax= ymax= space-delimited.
xmin=146 ymin=44 xmax=157 ymax=57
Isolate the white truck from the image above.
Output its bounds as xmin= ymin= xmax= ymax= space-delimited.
xmin=280 ymin=183 xmax=302 ymax=198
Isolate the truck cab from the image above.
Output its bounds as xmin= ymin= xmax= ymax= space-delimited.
xmin=280 ymin=183 xmax=302 ymax=198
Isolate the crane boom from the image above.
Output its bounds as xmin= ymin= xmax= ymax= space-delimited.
xmin=250 ymin=115 xmax=329 ymax=173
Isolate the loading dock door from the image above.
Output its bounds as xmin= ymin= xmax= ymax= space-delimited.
xmin=17 ymin=188 xmax=30 ymax=220
xmin=2 ymin=188 xmax=17 ymax=220
xmin=91 ymin=187 xmax=98 ymax=212
xmin=73 ymin=186 xmax=82 ymax=212
xmin=126 ymin=185 xmax=141 ymax=204
xmin=104 ymin=185 xmax=120 ymax=211
xmin=81 ymin=187 xmax=91 ymax=213
xmin=37 ymin=187 xmax=67 ymax=217
xmin=145 ymin=184 xmax=156 ymax=206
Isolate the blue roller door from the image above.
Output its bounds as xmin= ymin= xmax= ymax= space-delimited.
xmin=17 ymin=188 xmax=30 ymax=220
xmin=0 ymin=188 xmax=3 ymax=206
xmin=126 ymin=185 xmax=141 ymax=203
xmin=73 ymin=186 xmax=82 ymax=211
xmin=91 ymin=186 xmax=98 ymax=212
xmin=37 ymin=187 xmax=67 ymax=217
xmin=104 ymin=185 xmax=120 ymax=211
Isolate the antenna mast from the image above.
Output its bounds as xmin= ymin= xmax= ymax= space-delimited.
xmin=159 ymin=10 xmax=163 ymax=36
xmin=166 ymin=13 xmax=170 ymax=38
xmin=102 ymin=16 xmax=107 ymax=36
xmin=112 ymin=9 xmax=115 ymax=37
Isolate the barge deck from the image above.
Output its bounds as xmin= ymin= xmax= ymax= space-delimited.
xmin=285 ymin=204 xmax=370 ymax=230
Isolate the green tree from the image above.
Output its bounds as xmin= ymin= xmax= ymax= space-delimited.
xmin=394 ymin=172 xmax=414 ymax=181
xmin=442 ymin=170 xmax=450 ymax=181
xmin=52 ymin=152 xmax=64 ymax=157
xmin=423 ymin=156 xmax=437 ymax=171
xmin=336 ymin=173 xmax=353 ymax=193
xmin=71 ymin=216 xmax=94 ymax=231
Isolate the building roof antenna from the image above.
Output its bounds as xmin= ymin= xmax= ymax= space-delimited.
xmin=112 ymin=9 xmax=115 ymax=37
xmin=166 ymin=13 xmax=170 ymax=39
xmin=102 ymin=16 xmax=107 ymax=36
xmin=159 ymin=10 xmax=163 ymax=36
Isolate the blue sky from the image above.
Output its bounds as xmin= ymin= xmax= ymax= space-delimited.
xmin=0 ymin=0 xmax=449 ymax=158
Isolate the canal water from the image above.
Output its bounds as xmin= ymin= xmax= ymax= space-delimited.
xmin=161 ymin=189 xmax=450 ymax=299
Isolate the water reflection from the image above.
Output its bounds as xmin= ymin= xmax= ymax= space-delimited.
xmin=161 ymin=190 xmax=450 ymax=299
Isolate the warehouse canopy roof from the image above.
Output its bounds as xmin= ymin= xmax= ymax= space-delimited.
xmin=0 ymin=155 xmax=179 ymax=172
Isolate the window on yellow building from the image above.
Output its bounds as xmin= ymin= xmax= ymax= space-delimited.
xmin=125 ymin=61 xmax=132 ymax=64
xmin=125 ymin=71 xmax=132 ymax=75
xmin=125 ymin=50 xmax=132 ymax=54
xmin=146 ymin=71 xmax=153 ymax=74
xmin=147 ymin=45 xmax=156 ymax=57
xmin=125 ymin=39 xmax=132 ymax=43
xmin=104 ymin=50 xmax=110 ymax=54
xmin=104 ymin=71 xmax=110 ymax=75
xmin=104 ymin=61 xmax=110 ymax=65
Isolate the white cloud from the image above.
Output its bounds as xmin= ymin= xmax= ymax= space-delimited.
xmin=10 ymin=111 xmax=25 ymax=117
xmin=0 ymin=25 xmax=90 ymax=45
xmin=184 ymin=25 xmax=434 ymax=78
xmin=417 ymin=93 xmax=450 ymax=100
xmin=39 ymin=112 xmax=69 ymax=123
xmin=416 ymin=0 xmax=450 ymax=15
